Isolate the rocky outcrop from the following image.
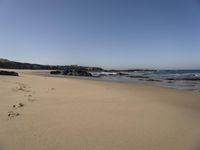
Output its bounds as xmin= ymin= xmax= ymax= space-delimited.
xmin=63 ymin=68 xmax=92 ymax=77
xmin=0 ymin=70 xmax=19 ymax=76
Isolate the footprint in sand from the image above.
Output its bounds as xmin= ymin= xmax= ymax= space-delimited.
xmin=13 ymin=103 xmax=24 ymax=108
xmin=8 ymin=102 xmax=24 ymax=118
xmin=12 ymin=83 xmax=30 ymax=92
xmin=17 ymin=83 xmax=26 ymax=91
xmin=8 ymin=111 xmax=20 ymax=118
xmin=24 ymin=94 xmax=37 ymax=102
xmin=47 ymin=87 xmax=56 ymax=92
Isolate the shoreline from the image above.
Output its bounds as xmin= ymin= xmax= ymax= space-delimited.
xmin=16 ymin=69 xmax=200 ymax=93
xmin=1 ymin=68 xmax=200 ymax=93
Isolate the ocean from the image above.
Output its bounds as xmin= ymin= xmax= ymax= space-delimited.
xmin=90 ymin=70 xmax=200 ymax=92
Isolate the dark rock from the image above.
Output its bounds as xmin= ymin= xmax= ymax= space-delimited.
xmin=166 ymin=78 xmax=176 ymax=81
xmin=128 ymin=75 xmax=149 ymax=78
xmin=146 ymin=79 xmax=161 ymax=82
xmin=117 ymin=72 xmax=128 ymax=76
xmin=0 ymin=70 xmax=18 ymax=76
xmin=63 ymin=68 xmax=92 ymax=77
xmin=181 ymin=78 xmax=200 ymax=81
xmin=166 ymin=77 xmax=200 ymax=81
xmin=50 ymin=70 xmax=61 ymax=74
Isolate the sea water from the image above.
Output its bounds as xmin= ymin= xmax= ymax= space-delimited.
xmin=90 ymin=70 xmax=200 ymax=92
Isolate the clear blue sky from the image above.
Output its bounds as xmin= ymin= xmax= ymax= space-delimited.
xmin=0 ymin=0 xmax=200 ymax=69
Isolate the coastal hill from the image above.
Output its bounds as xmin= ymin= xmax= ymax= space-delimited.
xmin=0 ymin=58 xmax=155 ymax=72
xmin=0 ymin=58 xmax=103 ymax=71
xmin=0 ymin=58 xmax=10 ymax=62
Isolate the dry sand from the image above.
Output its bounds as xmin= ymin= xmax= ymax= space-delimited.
xmin=0 ymin=70 xmax=200 ymax=150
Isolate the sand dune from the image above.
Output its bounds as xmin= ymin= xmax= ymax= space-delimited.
xmin=0 ymin=71 xmax=200 ymax=150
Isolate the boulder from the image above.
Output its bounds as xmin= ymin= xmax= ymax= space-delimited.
xmin=0 ymin=70 xmax=19 ymax=76
xmin=50 ymin=70 xmax=61 ymax=74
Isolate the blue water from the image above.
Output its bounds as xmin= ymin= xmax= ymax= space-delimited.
xmin=90 ymin=70 xmax=200 ymax=92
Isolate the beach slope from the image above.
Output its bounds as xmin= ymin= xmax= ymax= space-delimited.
xmin=0 ymin=71 xmax=200 ymax=150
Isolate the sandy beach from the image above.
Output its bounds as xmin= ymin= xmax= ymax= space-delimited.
xmin=0 ymin=70 xmax=200 ymax=150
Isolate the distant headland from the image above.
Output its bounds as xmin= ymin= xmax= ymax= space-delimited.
xmin=0 ymin=58 xmax=155 ymax=72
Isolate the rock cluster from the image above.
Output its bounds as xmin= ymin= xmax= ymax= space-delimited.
xmin=63 ymin=68 xmax=92 ymax=77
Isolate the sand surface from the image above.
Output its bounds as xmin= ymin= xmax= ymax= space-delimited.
xmin=0 ymin=70 xmax=200 ymax=150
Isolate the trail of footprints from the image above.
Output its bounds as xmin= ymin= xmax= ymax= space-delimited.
xmin=8 ymin=82 xmax=56 ymax=119
xmin=8 ymin=82 xmax=36 ymax=119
